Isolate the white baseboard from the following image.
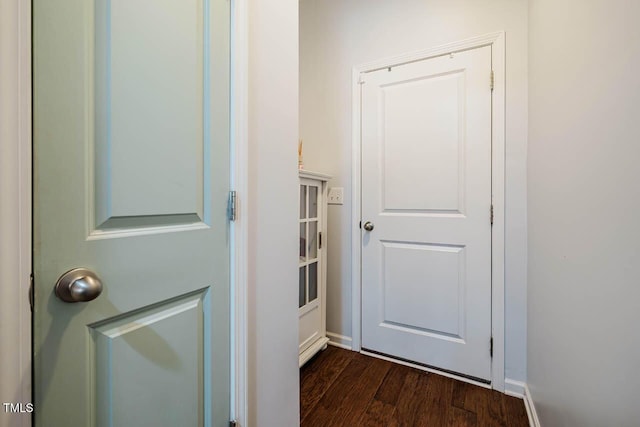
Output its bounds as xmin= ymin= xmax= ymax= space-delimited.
xmin=523 ymin=384 xmax=541 ymax=427
xmin=504 ymin=380 xmax=540 ymax=427
xmin=504 ymin=378 xmax=526 ymax=398
xmin=326 ymin=332 xmax=353 ymax=350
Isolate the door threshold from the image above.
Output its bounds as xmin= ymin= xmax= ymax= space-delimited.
xmin=360 ymin=348 xmax=492 ymax=389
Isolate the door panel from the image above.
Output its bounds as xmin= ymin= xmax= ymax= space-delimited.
xmin=381 ymin=241 xmax=465 ymax=338
xmin=33 ymin=0 xmax=230 ymax=425
xmin=95 ymin=0 xmax=205 ymax=223
xmin=382 ymin=70 xmax=465 ymax=213
xmin=92 ymin=290 xmax=207 ymax=426
xmin=361 ymin=46 xmax=492 ymax=380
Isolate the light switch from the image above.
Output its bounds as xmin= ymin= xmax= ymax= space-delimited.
xmin=328 ymin=187 xmax=344 ymax=205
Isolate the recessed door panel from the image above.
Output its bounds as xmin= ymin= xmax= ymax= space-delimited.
xmin=94 ymin=0 xmax=207 ymax=230
xmin=381 ymin=241 xmax=465 ymax=339
xmin=382 ymin=71 xmax=465 ymax=213
xmin=92 ymin=290 xmax=207 ymax=427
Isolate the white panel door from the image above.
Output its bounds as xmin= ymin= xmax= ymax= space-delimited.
xmin=33 ymin=0 xmax=231 ymax=425
xmin=361 ymin=46 xmax=493 ymax=381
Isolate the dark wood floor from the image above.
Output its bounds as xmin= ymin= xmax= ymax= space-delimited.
xmin=300 ymin=346 xmax=529 ymax=427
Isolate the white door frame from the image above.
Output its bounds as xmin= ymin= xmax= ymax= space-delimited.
xmin=351 ymin=32 xmax=506 ymax=391
xmin=230 ymin=0 xmax=249 ymax=424
xmin=0 ymin=0 xmax=250 ymax=424
xmin=0 ymin=0 xmax=32 ymax=425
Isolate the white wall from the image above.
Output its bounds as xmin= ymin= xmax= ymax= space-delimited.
xmin=528 ymin=0 xmax=640 ymax=425
xmin=0 ymin=0 xmax=32 ymax=426
xmin=300 ymin=0 xmax=528 ymax=382
xmin=247 ymin=0 xmax=300 ymax=425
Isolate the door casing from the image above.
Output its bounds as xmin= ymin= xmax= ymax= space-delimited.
xmin=0 ymin=0 xmax=32 ymax=426
xmin=351 ymin=32 xmax=506 ymax=391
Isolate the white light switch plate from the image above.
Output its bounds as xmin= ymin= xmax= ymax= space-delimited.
xmin=328 ymin=187 xmax=344 ymax=205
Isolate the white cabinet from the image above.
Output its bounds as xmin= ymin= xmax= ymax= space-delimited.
xmin=298 ymin=170 xmax=331 ymax=366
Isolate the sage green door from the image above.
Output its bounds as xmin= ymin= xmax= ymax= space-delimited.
xmin=33 ymin=1 xmax=230 ymax=426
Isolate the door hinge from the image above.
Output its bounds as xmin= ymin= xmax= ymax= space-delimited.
xmin=230 ymin=420 xmax=238 ymax=427
xmin=490 ymin=70 xmax=494 ymax=91
xmin=490 ymin=204 xmax=494 ymax=226
xmin=29 ymin=274 xmax=34 ymax=312
xmin=319 ymin=231 xmax=322 ymax=250
xmin=228 ymin=190 xmax=237 ymax=222
xmin=490 ymin=337 xmax=494 ymax=358
xmin=358 ymin=74 xmax=365 ymax=85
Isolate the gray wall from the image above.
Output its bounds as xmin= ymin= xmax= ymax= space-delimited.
xmin=528 ymin=0 xmax=640 ymax=425
xmin=300 ymin=0 xmax=529 ymax=382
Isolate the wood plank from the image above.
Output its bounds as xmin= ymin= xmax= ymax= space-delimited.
xmin=422 ymin=373 xmax=455 ymax=426
xmin=389 ymin=372 xmax=455 ymax=426
xmin=375 ymin=363 xmax=413 ymax=405
xmin=451 ymin=380 xmax=467 ymax=409
xmin=300 ymin=346 xmax=355 ymax=421
xmin=302 ymin=354 xmax=370 ymax=425
xmin=447 ymin=407 xmax=477 ymax=427
xmin=329 ymin=356 xmax=392 ymax=426
xmin=357 ymin=363 xmax=412 ymax=426
xmin=503 ymin=395 xmax=529 ymax=427
xmin=485 ymin=390 xmax=508 ymax=426
xmin=357 ymin=400 xmax=395 ymax=427
xmin=387 ymin=368 xmax=431 ymax=426
xmin=458 ymin=382 xmax=507 ymax=427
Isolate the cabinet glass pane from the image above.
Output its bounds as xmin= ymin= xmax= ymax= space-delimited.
xmin=299 ymin=222 xmax=306 ymax=261
xmin=309 ymin=186 xmax=318 ymax=218
xmin=308 ymin=262 xmax=318 ymax=302
xmin=299 ymin=185 xmax=306 ymax=219
xmin=308 ymin=221 xmax=317 ymax=260
xmin=299 ymin=267 xmax=306 ymax=308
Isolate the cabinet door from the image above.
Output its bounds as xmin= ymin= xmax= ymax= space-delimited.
xmin=299 ymin=180 xmax=322 ymax=352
